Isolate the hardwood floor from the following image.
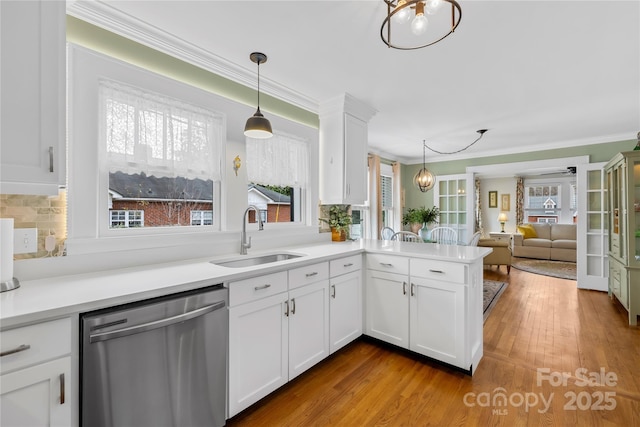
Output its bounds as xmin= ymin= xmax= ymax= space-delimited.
xmin=227 ymin=267 xmax=640 ymax=426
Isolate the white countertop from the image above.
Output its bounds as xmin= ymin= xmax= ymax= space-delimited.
xmin=0 ymin=239 xmax=491 ymax=328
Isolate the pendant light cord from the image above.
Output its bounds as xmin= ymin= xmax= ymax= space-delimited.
xmin=424 ymin=129 xmax=488 ymax=155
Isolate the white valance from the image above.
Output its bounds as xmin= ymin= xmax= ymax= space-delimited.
xmin=100 ymin=79 xmax=224 ymax=180
xmin=246 ymin=132 xmax=309 ymax=188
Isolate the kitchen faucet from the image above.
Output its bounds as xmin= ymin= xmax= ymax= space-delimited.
xmin=240 ymin=205 xmax=264 ymax=255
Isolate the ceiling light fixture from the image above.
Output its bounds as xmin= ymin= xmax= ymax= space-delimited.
xmin=381 ymin=0 xmax=461 ymax=50
xmin=425 ymin=129 xmax=489 ymax=155
xmin=244 ymin=52 xmax=273 ymax=139
xmin=414 ymin=140 xmax=436 ymax=192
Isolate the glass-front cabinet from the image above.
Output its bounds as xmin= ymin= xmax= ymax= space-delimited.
xmin=605 ymin=151 xmax=640 ymax=325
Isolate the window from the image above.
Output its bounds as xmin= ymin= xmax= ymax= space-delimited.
xmin=101 ymin=80 xmax=222 ymax=229
xmin=380 ymin=164 xmax=394 ymax=228
xmin=524 ymin=179 xmax=576 ymax=224
xmin=110 ymin=210 xmax=144 ymax=228
xmin=191 ymin=210 xmax=213 ymax=226
xmin=246 ymin=133 xmax=308 ymax=224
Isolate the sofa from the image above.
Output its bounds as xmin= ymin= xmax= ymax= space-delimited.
xmin=478 ymin=238 xmax=512 ymax=273
xmin=511 ymin=223 xmax=576 ymax=262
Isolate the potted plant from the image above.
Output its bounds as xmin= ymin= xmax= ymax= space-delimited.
xmin=402 ymin=206 xmax=439 ymax=234
xmin=320 ymin=205 xmax=352 ymax=241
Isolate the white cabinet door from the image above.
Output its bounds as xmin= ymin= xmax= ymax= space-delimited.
xmin=0 ymin=0 xmax=65 ymax=195
xmin=365 ymin=269 xmax=409 ymax=348
xmin=342 ymin=113 xmax=368 ymax=205
xmin=288 ymin=280 xmax=329 ymax=380
xmin=409 ymin=277 xmax=466 ymax=368
xmin=228 ymin=292 xmax=288 ymax=417
xmin=329 ymin=270 xmax=362 ymax=353
xmin=0 ymin=357 xmax=71 ymax=427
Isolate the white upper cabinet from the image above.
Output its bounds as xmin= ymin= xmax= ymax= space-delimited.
xmin=319 ymin=94 xmax=376 ymax=205
xmin=0 ymin=0 xmax=66 ymax=195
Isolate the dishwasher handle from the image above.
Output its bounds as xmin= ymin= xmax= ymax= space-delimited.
xmin=89 ymin=300 xmax=225 ymax=343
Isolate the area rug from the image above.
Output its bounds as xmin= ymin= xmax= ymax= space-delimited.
xmin=483 ymin=280 xmax=507 ymax=322
xmin=511 ymin=257 xmax=577 ymax=280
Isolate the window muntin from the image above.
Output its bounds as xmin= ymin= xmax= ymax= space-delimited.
xmin=110 ymin=210 xmax=144 ymax=228
xmin=191 ymin=210 xmax=213 ymax=226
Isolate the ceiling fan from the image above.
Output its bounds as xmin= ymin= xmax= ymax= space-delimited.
xmin=539 ymin=166 xmax=577 ymax=176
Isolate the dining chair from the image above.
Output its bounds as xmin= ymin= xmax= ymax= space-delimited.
xmin=468 ymin=231 xmax=482 ymax=247
xmin=390 ymin=231 xmax=422 ymax=242
xmin=380 ymin=226 xmax=395 ymax=240
xmin=429 ymin=227 xmax=458 ymax=245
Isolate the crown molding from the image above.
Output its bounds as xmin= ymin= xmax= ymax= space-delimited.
xmin=66 ymin=0 xmax=319 ymax=114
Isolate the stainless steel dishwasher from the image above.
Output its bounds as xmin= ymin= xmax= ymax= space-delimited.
xmin=80 ymin=284 xmax=228 ymax=427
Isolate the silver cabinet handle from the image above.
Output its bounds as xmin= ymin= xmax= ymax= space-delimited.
xmin=254 ymin=284 xmax=272 ymax=291
xmin=89 ymin=301 xmax=225 ymax=343
xmin=380 ymin=263 xmax=393 ymax=267
xmin=285 ymin=300 xmax=290 ymax=317
xmin=305 ymin=272 xmax=318 ymax=277
xmin=60 ymin=373 xmax=65 ymax=405
xmin=343 ymin=263 xmax=353 ymax=267
xmin=291 ymin=298 xmax=296 ymax=315
xmin=331 ymin=284 xmax=336 ymax=298
xmin=0 ymin=344 xmax=31 ymax=357
xmin=49 ymin=146 xmax=54 ymax=173
xmin=402 ymin=281 xmax=407 ymax=295
xmin=429 ymin=269 xmax=444 ymax=274
xmin=411 ymin=283 xmax=416 ymax=297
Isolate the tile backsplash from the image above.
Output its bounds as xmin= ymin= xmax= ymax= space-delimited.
xmin=0 ymin=191 xmax=67 ymax=259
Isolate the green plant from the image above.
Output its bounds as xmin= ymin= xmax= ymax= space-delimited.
xmin=402 ymin=206 xmax=439 ymax=226
xmin=320 ymin=205 xmax=352 ymax=234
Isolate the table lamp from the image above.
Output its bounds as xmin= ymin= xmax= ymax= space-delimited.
xmin=498 ymin=212 xmax=508 ymax=233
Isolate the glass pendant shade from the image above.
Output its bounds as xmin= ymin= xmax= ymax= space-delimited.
xmin=244 ymin=107 xmax=272 ymax=139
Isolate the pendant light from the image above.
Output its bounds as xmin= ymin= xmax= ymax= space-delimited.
xmin=414 ymin=140 xmax=436 ymax=192
xmin=244 ymin=52 xmax=273 ymax=139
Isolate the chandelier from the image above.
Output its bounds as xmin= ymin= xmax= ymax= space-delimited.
xmin=381 ymin=0 xmax=462 ymax=50
xmin=414 ymin=141 xmax=436 ymax=192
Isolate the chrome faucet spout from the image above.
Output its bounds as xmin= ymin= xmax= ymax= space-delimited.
xmin=240 ymin=205 xmax=264 ymax=255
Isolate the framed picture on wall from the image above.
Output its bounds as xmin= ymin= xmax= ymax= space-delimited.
xmin=501 ymin=194 xmax=511 ymax=211
xmin=489 ymin=191 xmax=498 ymax=208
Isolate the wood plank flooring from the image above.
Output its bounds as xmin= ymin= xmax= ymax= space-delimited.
xmin=227 ymin=267 xmax=640 ymax=426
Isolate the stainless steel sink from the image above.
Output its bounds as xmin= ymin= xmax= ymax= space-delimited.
xmin=210 ymin=253 xmax=303 ymax=268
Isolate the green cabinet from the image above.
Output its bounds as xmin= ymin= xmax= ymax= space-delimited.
xmin=605 ymin=151 xmax=640 ymax=325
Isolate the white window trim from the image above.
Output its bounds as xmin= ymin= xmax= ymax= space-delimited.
xmin=66 ymin=44 xmax=321 ymax=259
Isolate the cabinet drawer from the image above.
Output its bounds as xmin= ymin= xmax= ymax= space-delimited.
xmin=229 ymin=271 xmax=288 ymax=307
xmin=330 ymin=254 xmax=362 ymax=277
xmin=0 ymin=317 xmax=71 ymax=374
xmin=289 ymin=262 xmax=329 ymax=290
xmin=410 ymin=258 xmax=466 ymax=284
xmin=366 ymin=254 xmax=409 ymax=275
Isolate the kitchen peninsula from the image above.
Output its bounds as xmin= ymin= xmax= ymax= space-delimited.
xmin=0 ymin=239 xmax=490 ymax=425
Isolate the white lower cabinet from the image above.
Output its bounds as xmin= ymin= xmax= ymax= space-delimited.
xmin=409 ymin=277 xmax=465 ymax=367
xmin=1 ymin=357 xmax=71 ymax=427
xmin=228 ymin=264 xmax=329 ymax=417
xmin=0 ymin=318 xmax=72 ymax=427
xmin=365 ymin=254 xmax=483 ymax=373
xmin=329 ymin=255 xmax=363 ymax=353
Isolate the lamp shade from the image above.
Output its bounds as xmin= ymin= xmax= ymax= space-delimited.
xmin=244 ymin=107 xmax=272 ymax=139
xmin=498 ymin=212 xmax=508 ymax=222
